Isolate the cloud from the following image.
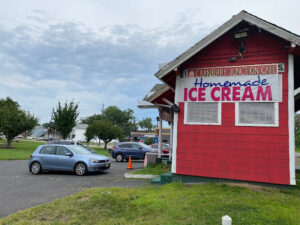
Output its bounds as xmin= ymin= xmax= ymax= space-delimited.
xmin=0 ymin=12 xmax=213 ymax=123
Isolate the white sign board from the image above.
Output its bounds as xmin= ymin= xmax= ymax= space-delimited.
xmin=177 ymin=75 xmax=282 ymax=102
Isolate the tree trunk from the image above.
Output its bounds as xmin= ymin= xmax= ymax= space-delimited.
xmin=7 ymin=138 xmax=12 ymax=147
xmin=104 ymin=142 xmax=107 ymax=149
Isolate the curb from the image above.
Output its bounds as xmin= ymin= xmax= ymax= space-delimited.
xmin=124 ymin=173 xmax=159 ymax=179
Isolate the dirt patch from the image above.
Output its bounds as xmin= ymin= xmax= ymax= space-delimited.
xmin=223 ymin=182 xmax=276 ymax=192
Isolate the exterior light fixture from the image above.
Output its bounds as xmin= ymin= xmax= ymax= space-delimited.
xmin=171 ymin=104 xmax=180 ymax=113
xmin=229 ymin=28 xmax=249 ymax=62
xmin=233 ymin=28 xmax=248 ymax=54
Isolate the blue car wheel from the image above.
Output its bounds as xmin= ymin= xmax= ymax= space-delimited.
xmin=75 ymin=162 xmax=87 ymax=176
xmin=30 ymin=162 xmax=42 ymax=174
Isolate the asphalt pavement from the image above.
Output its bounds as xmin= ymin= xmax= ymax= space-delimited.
xmin=0 ymin=158 xmax=146 ymax=218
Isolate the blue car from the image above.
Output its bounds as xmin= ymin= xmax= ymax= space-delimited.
xmin=29 ymin=144 xmax=110 ymax=176
xmin=111 ymin=142 xmax=152 ymax=162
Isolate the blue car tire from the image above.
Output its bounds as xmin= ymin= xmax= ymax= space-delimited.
xmin=75 ymin=162 xmax=87 ymax=176
xmin=30 ymin=162 xmax=42 ymax=174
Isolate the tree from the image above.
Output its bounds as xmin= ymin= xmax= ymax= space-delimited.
xmin=138 ymin=118 xmax=153 ymax=132
xmin=84 ymin=125 xmax=95 ymax=145
xmin=0 ymin=97 xmax=38 ymax=146
xmin=103 ymin=106 xmax=135 ymax=139
xmin=52 ymin=101 xmax=79 ymax=139
xmin=43 ymin=121 xmax=56 ymax=139
xmin=88 ymin=120 xmax=122 ymax=149
xmin=80 ymin=114 xmax=102 ymax=125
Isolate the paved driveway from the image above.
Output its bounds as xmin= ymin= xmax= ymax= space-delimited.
xmin=0 ymin=159 xmax=146 ymax=218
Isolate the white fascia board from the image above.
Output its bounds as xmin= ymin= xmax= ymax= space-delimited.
xmin=155 ymin=14 xmax=243 ymax=80
xmin=137 ymin=100 xmax=157 ymax=109
xmin=243 ymin=14 xmax=300 ymax=45
xmin=145 ymin=86 xmax=170 ymax=103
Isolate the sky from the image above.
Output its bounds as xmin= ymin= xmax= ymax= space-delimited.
xmin=0 ymin=0 xmax=299 ymax=125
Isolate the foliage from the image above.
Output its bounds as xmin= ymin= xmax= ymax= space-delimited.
xmin=103 ymin=106 xmax=135 ymax=139
xmin=84 ymin=125 xmax=95 ymax=144
xmin=88 ymin=120 xmax=122 ymax=149
xmin=80 ymin=114 xmax=102 ymax=125
xmin=2 ymin=174 xmax=300 ymax=224
xmin=0 ymin=97 xmax=38 ymax=146
xmin=138 ymin=117 xmax=153 ymax=131
xmin=52 ymin=101 xmax=79 ymax=139
xmin=43 ymin=121 xmax=56 ymax=139
xmin=144 ymin=137 xmax=154 ymax=145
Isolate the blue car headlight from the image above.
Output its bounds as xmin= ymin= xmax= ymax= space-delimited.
xmin=89 ymin=158 xmax=99 ymax=163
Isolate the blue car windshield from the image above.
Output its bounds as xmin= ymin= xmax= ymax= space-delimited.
xmin=139 ymin=143 xmax=151 ymax=149
xmin=68 ymin=145 xmax=92 ymax=155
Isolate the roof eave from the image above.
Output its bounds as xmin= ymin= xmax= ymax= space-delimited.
xmin=144 ymin=85 xmax=170 ymax=103
xmin=155 ymin=10 xmax=300 ymax=81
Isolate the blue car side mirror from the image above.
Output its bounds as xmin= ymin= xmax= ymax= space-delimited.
xmin=65 ymin=152 xmax=73 ymax=157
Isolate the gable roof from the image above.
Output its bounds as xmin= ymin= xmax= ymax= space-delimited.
xmin=143 ymin=84 xmax=170 ymax=103
xmin=155 ymin=10 xmax=300 ymax=80
xmin=137 ymin=84 xmax=169 ymax=109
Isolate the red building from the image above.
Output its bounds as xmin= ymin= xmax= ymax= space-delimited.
xmin=141 ymin=11 xmax=300 ymax=185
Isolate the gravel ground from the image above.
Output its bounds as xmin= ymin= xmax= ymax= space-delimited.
xmin=0 ymin=158 xmax=147 ymax=218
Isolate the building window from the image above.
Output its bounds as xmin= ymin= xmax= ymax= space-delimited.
xmin=235 ymin=102 xmax=279 ymax=127
xmin=184 ymin=102 xmax=221 ymax=125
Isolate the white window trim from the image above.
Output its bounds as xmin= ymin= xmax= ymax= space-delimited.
xmin=184 ymin=102 xmax=222 ymax=125
xmin=235 ymin=102 xmax=279 ymax=127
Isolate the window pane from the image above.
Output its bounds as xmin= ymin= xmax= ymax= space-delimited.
xmin=239 ymin=102 xmax=275 ymax=125
xmin=40 ymin=146 xmax=56 ymax=154
xmin=119 ymin=144 xmax=131 ymax=148
xmin=186 ymin=102 xmax=218 ymax=124
xmin=56 ymin=146 xmax=70 ymax=155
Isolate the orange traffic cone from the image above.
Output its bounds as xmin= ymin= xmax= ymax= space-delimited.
xmin=127 ymin=156 xmax=133 ymax=169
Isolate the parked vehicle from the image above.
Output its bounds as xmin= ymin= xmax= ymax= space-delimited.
xmin=111 ymin=142 xmax=153 ymax=162
xmin=151 ymin=143 xmax=170 ymax=154
xmin=29 ymin=144 xmax=110 ymax=176
xmin=46 ymin=140 xmax=96 ymax=153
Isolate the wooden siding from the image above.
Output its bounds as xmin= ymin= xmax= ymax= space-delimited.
xmin=176 ymin=25 xmax=291 ymax=185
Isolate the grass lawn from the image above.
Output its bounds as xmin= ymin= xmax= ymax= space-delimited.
xmin=88 ymin=146 xmax=110 ymax=157
xmin=0 ymin=139 xmax=44 ymax=160
xmin=132 ymin=163 xmax=171 ymax=176
xmin=0 ymin=140 xmax=110 ymax=159
xmin=1 ymin=173 xmax=300 ymax=225
xmin=296 ymin=146 xmax=300 ymax=153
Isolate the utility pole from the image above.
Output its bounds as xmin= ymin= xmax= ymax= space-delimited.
xmin=133 ymin=117 xmax=137 ymax=132
xmin=101 ymin=103 xmax=105 ymax=115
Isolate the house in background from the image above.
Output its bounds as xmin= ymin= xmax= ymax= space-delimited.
xmin=141 ymin=10 xmax=300 ymax=185
xmin=30 ymin=126 xmax=46 ymax=139
xmin=68 ymin=124 xmax=88 ymax=142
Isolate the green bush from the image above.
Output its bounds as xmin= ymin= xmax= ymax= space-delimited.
xmin=144 ymin=137 xmax=154 ymax=145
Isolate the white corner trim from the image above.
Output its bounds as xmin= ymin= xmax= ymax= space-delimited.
xmin=171 ymin=113 xmax=178 ymax=174
xmin=288 ymin=54 xmax=296 ymax=185
xmin=171 ymin=76 xmax=180 ymax=174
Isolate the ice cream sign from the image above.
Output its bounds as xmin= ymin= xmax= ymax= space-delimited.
xmin=177 ymin=65 xmax=282 ymax=102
